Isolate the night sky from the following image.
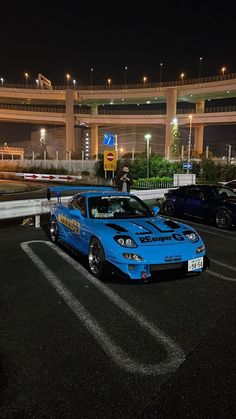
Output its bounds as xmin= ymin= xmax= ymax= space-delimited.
xmin=1 ymin=1 xmax=236 ymax=152
xmin=1 ymin=2 xmax=236 ymax=84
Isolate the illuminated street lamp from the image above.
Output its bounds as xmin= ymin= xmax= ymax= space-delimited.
xmin=107 ymin=78 xmax=111 ymax=88
xmin=187 ymin=115 xmax=192 ymax=174
xmin=159 ymin=62 xmax=163 ymax=83
xmin=199 ymin=57 xmax=203 ymax=78
xmin=143 ymin=76 xmax=147 ymax=86
xmin=90 ymin=68 xmax=94 ymax=88
xmin=25 ymin=72 xmax=29 ymax=87
xmin=120 ymin=147 xmax=124 ymax=158
xmin=66 ymin=73 xmax=70 ymax=87
xmin=0 ymin=78 xmax=4 ymax=86
xmin=35 ymin=79 xmax=39 ymax=88
xmin=221 ymin=66 xmax=226 ymax=76
xmin=144 ymin=133 xmax=152 ymax=178
xmin=73 ymin=79 xmax=76 ymax=88
xmin=180 ymin=73 xmax=185 ymax=83
xmin=124 ymin=66 xmax=128 ymax=85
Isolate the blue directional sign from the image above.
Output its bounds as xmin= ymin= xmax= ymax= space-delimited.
xmin=103 ymin=133 xmax=115 ymax=146
xmin=183 ymin=162 xmax=192 ymax=170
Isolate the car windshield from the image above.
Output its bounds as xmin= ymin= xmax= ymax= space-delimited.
xmin=88 ymin=195 xmax=153 ymax=219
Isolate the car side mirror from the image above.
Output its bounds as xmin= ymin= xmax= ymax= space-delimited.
xmin=152 ymin=206 xmax=160 ymax=216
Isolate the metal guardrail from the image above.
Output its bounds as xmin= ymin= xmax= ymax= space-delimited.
xmin=1 ymin=73 xmax=236 ymax=90
xmin=1 ymin=102 xmax=236 ymax=115
xmin=0 ymin=189 xmax=170 ymax=227
xmin=134 ymin=181 xmax=173 ymax=189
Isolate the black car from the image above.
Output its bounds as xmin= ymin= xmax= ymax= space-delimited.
xmin=163 ymin=184 xmax=236 ymax=229
xmin=222 ymin=179 xmax=236 ymax=192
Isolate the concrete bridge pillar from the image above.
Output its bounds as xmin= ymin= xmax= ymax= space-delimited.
xmin=165 ymin=88 xmax=177 ymax=159
xmin=194 ymin=100 xmax=205 ymax=154
xmin=91 ymin=105 xmax=98 ymax=115
xmin=65 ymin=89 xmax=75 ymax=157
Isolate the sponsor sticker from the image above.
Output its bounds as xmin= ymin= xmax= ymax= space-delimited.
xmin=58 ymin=214 xmax=80 ymax=233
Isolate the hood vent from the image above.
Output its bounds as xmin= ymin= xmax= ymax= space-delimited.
xmin=106 ymin=223 xmax=127 ymax=232
xmin=164 ymin=219 xmax=180 ymax=229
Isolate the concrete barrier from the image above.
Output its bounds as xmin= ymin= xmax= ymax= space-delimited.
xmin=0 ymin=188 xmax=172 ymax=227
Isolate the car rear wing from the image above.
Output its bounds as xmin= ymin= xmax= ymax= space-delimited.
xmin=49 ymin=185 xmax=117 ymax=194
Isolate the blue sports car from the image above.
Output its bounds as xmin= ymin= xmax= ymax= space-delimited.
xmin=49 ymin=187 xmax=209 ymax=282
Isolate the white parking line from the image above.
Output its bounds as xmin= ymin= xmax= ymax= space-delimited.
xmin=21 ymin=240 xmax=185 ymax=376
xmin=171 ymin=217 xmax=236 ymax=240
xmin=207 ymin=258 xmax=236 ymax=282
xmin=211 ymin=259 xmax=236 ymax=272
xmin=207 ymin=270 xmax=236 ymax=282
xmin=195 ymin=226 xmax=236 ymax=240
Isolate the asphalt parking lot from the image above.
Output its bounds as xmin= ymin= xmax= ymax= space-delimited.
xmin=0 ymin=216 xmax=236 ymax=418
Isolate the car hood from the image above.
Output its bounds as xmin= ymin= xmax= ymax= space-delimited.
xmin=94 ymin=216 xmax=194 ymax=246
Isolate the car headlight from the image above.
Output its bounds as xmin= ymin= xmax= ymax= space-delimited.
xmin=183 ymin=230 xmax=199 ymax=243
xmin=114 ymin=235 xmax=137 ymax=247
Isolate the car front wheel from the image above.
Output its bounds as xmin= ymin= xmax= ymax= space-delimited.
xmin=215 ymin=208 xmax=232 ymax=229
xmin=88 ymin=237 xmax=105 ymax=278
xmin=163 ymin=200 xmax=175 ymax=217
xmin=50 ymin=217 xmax=59 ymax=243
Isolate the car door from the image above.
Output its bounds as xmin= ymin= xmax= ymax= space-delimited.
xmin=67 ymin=196 xmax=90 ymax=254
xmin=183 ymin=187 xmax=207 ymax=219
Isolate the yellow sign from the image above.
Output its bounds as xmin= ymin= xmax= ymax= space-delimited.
xmin=104 ymin=150 xmax=117 ymax=171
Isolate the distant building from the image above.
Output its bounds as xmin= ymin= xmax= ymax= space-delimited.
xmin=29 ymin=125 xmax=166 ymax=159
xmin=99 ymin=126 xmax=165 ymax=157
xmin=30 ymin=126 xmax=85 ymax=159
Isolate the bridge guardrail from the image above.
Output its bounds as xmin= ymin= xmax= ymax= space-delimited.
xmin=0 ymin=188 xmax=172 ymax=227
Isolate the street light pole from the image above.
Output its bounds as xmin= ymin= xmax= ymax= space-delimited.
xmin=66 ymin=74 xmax=70 ymax=87
xmin=115 ymin=134 xmax=118 ymax=159
xmin=144 ymin=133 xmax=152 ymax=178
xmin=90 ymin=68 xmax=94 ymax=88
xmin=187 ymin=115 xmax=192 ymax=174
xmin=25 ymin=73 xmax=29 ymax=87
xmin=159 ymin=62 xmax=163 ymax=83
xmin=124 ymin=66 xmax=128 ymax=86
xmin=221 ymin=66 xmax=226 ymax=77
xmin=199 ymin=57 xmax=203 ymax=78
xmin=227 ymin=143 xmax=232 ymax=163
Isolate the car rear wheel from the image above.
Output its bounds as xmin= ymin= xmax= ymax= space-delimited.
xmin=88 ymin=237 xmax=105 ymax=278
xmin=163 ymin=200 xmax=175 ymax=217
xmin=50 ymin=217 xmax=59 ymax=243
xmin=215 ymin=208 xmax=232 ymax=229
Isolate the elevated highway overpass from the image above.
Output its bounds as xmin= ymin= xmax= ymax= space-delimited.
xmin=1 ymin=73 xmax=236 ymax=159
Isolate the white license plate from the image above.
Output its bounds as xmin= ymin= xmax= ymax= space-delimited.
xmin=188 ymin=257 xmax=204 ymax=271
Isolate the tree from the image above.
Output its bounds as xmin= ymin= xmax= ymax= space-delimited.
xmin=170 ymin=120 xmax=180 ymax=158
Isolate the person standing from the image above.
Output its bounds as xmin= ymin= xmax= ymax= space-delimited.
xmin=116 ymin=165 xmax=132 ymax=192
xmin=56 ymin=190 xmax=61 ymax=204
xmin=46 ymin=187 xmax=51 ymax=201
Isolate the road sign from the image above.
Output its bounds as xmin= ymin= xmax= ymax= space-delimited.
xmin=104 ymin=150 xmax=117 ymax=171
xmin=103 ymin=133 xmax=115 ymax=146
xmin=107 ymin=152 xmax=114 ymax=161
xmin=183 ymin=162 xmax=192 ymax=170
